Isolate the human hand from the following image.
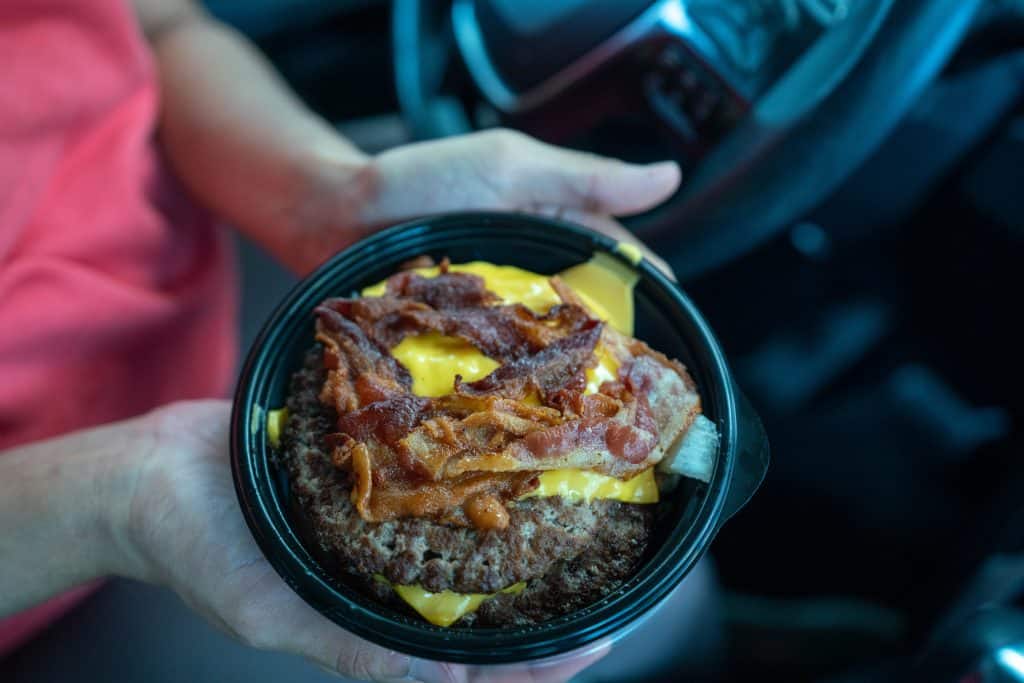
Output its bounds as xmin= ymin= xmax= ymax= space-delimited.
xmin=280 ymin=129 xmax=680 ymax=277
xmin=120 ymin=400 xmax=607 ymax=681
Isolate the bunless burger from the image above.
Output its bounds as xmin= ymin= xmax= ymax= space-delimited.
xmin=274 ymin=255 xmax=718 ymax=627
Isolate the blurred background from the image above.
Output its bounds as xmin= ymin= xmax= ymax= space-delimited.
xmin=4 ymin=0 xmax=1024 ymax=681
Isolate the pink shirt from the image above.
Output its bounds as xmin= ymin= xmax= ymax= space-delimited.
xmin=0 ymin=0 xmax=238 ymax=656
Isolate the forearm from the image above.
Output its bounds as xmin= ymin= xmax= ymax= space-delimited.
xmin=131 ymin=3 xmax=680 ymax=280
xmin=0 ymin=422 xmax=144 ymax=616
xmin=146 ymin=6 xmax=372 ymax=271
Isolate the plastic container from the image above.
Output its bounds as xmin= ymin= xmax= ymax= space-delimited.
xmin=230 ymin=212 xmax=769 ymax=666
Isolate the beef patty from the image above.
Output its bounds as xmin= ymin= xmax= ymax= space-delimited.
xmin=282 ymin=346 xmax=653 ymax=625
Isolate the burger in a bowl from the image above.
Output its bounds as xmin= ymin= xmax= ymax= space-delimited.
xmin=231 ymin=212 xmax=767 ymax=664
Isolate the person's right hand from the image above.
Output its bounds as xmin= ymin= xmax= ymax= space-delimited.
xmin=118 ymin=400 xmax=607 ymax=682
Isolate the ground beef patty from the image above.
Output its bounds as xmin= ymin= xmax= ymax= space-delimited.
xmin=282 ymin=346 xmax=653 ymax=624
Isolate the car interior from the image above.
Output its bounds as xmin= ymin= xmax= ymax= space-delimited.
xmin=4 ymin=1 xmax=1023 ymax=681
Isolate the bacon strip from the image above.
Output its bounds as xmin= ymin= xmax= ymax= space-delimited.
xmin=314 ymin=306 xmax=411 ymax=414
xmin=320 ymin=293 xmax=592 ymax=360
xmin=386 ymin=271 xmax=500 ymax=309
xmin=334 ymin=394 xmax=429 ymax=448
xmin=454 ymin=320 xmax=601 ymax=406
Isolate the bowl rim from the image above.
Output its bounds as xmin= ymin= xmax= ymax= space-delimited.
xmin=230 ymin=211 xmax=741 ymax=664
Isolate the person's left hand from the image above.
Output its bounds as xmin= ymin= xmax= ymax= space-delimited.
xmin=122 ymin=400 xmax=607 ymax=682
xmin=276 ymin=129 xmax=680 ymax=277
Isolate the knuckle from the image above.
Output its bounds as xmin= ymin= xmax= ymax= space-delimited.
xmin=573 ymin=171 xmax=602 ymax=213
xmin=335 ymin=646 xmax=379 ymax=680
xmin=481 ymin=127 xmax=526 ymax=160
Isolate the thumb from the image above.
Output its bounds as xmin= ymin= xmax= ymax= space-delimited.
xmin=499 ymin=132 xmax=682 ymax=216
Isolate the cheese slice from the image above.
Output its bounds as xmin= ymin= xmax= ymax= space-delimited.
xmin=375 ymin=575 xmax=526 ymax=627
xmin=525 ymin=467 xmax=658 ymax=504
xmin=559 ymin=252 xmax=638 ymax=336
xmin=615 ymin=242 xmax=644 ymax=266
xmin=390 ymin=332 xmax=500 ymax=397
xmin=267 ymin=408 xmax=288 ymax=448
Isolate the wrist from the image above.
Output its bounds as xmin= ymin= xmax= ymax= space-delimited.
xmin=0 ymin=417 xmax=154 ymax=614
xmin=44 ymin=418 xmax=155 ymax=583
xmin=90 ymin=417 xmax=162 ymax=584
xmin=106 ymin=400 xmax=235 ymax=590
xmin=266 ymin=147 xmax=380 ymax=275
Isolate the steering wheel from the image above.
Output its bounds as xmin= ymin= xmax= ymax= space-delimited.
xmin=393 ymin=0 xmax=984 ymax=279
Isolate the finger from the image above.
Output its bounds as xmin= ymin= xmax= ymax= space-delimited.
xmin=235 ymin=561 xmax=603 ymax=683
xmin=409 ymin=659 xmax=470 ymax=683
xmin=537 ymin=208 xmax=676 ymax=281
xmin=249 ymin=594 xmax=467 ymax=683
xmin=228 ymin=569 xmax=422 ymax=682
xmin=270 ymin=605 xmax=417 ymax=681
xmin=523 ymin=644 xmax=611 ymax=683
xmin=290 ymin=615 xmax=467 ymax=683
xmin=495 ymin=132 xmax=681 ymax=216
xmin=460 ymin=643 xmax=611 ymax=683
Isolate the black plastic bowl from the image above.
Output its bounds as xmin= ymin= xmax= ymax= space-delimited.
xmin=231 ymin=212 xmax=768 ymax=665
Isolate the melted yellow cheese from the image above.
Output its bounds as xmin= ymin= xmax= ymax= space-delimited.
xmin=585 ymin=341 xmax=620 ymax=395
xmin=266 ymin=408 xmax=288 ymax=448
xmin=522 ymin=467 xmax=658 ymax=504
xmin=375 ymin=575 xmax=526 ymax=627
xmin=559 ymin=252 xmax=639 ymax=336
xmin=614 ymin=241 xmax=644 ymax=266
xmin=391 ymin=332 xmax=500 ymax=397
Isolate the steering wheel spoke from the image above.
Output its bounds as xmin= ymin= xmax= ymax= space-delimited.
xmin=395 ymin=0 xmax=984 ymax=278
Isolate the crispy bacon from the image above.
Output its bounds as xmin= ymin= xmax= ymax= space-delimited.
xmin=620 ymin=340 xmax=701 ymax=460
xmin=320 ymin=294 xmax=592 ymax=360
xmin=313 ymin=258 xmax=701 ymax=528
xmin=550 ymin=275 xmax=586 ymax=309
xmin=358 ymin=471 xmax=539 ymax=526
xmin=334 ymin=394 xmax=429 ymax=448
xmin=314 ymin=306 xmax=411 ymax=414
xmin=454 ymin=321 xmax=601 ymax=405
xmin=321 ymin=297 xmax=433 ymax=350
xmin=386 ymin=271 xmax=500 ymax=309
